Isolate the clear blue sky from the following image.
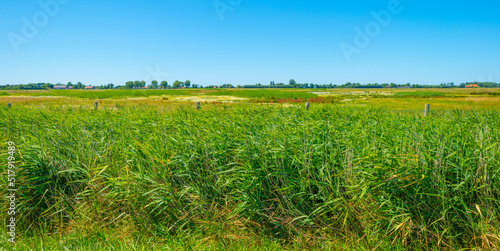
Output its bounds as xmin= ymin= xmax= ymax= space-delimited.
xmin=1 ymin=0 xmax=499 ymax=86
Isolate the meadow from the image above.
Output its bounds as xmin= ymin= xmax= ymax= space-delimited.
xmin=2 ymin=88 xmax=500 ymax=110
xmin=1 ymin=88 xmax=500 ymax=250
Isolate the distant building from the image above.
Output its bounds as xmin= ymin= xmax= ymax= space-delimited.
xmin=465 ymin=84 xmax=479 ymax=88
xmin=54 ymin=85 xmax=67 ymax=90
xmin=85 ymin=86 xmax=95 ymax=90
xmin=67 ymin=86 xmax=74 ymax=89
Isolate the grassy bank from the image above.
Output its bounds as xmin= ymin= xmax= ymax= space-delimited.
xmin=1 ymin=104 xmax=499 ymax=250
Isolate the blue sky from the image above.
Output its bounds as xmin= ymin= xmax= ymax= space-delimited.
xmin=1 ymin=0 xmax=499 ymax=86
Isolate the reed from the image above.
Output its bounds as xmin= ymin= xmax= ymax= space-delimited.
xmin=1 ymin=104 xmax=499 ymax=250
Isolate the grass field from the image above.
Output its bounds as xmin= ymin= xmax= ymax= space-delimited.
xmin=1 ymin=89 xmax=500 ymax=250
xmin=2 ymin=88 xmax=500 ymax=110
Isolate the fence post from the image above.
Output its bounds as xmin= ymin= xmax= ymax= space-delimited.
xmin=94 ymin=101 xmax=99 ymax=110
xmin=424 ymin=104 xmax=430 ymax=116
xmin=7 ymin=103 xmax=12 ymax=108
xmin=305 ymin=103 xmax=310 ymax=111
xmin=196 ymin=102 xmax=201 ymax=110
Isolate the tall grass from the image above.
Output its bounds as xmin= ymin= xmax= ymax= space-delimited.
xmin=1 ymin=104 xmax=499 ymax=250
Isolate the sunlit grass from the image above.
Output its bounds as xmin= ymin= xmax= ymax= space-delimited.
xmin=1 ymin=102 xmax=499 ymax=250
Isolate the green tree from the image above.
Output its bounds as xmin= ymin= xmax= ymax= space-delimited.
xmin=289 ymin=79 xmax=296 ymax=85
xmin=151 ymin=80 xmax=158 ymax=89
xmin=42 ymin=83 xmax=54 ymax=89
xmin=133 ymin=81 xmax=145 ymax=88
xmin=172 ymin=80 xmax=183 ymax=89
xmin=160 ymin=81 xmax=169 ymax=89
xmin=125 ymin=81 xmax=134 ymax=89
xmin=184 ymin=80 xmax=191 ymax=88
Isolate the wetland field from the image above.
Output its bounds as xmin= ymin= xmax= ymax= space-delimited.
xmin=1 ymin=88 xmax=500 ymax=250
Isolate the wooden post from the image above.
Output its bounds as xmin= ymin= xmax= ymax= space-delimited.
xmin=196 ymin=102 xmax=201 ymax=110
xmin=305 ymin=103 xmax=310 ymax=111
xmin=7 ymin=103 xmax=12 ymax=108
xmin=424 ymin=104 xmax=430 ymax=116
xmin=94 ymin=101 xmax=99 ymax=110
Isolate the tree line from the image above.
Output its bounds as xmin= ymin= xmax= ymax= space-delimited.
xmin=0 ymin=79 xmax=499 ymax=90
xmin=123 ymin=80 xmax=199 ymax=89
xmin=0 ymin=82 xmax=114 ymax=90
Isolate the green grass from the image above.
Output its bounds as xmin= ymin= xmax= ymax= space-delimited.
xmin=4 ymin=89 xmax=318 ymax=102
xmin=204 ymin=89 xmax=318 ymax=99
xmin=470 ymin=92 xmax=500 ymax=96
xmin=1 ymin=103 xmax=499 ymax=250
xmin=393 ymin=91 xmax=445 ymax=98
xmin=6 ymin=89 xmax=198 ymax=99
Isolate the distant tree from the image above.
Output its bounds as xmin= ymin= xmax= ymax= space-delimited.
xmin=289 ymin=79 xmax=296 ymax=85
xmin=160 ymin=81 xmax=169 ymax=89
xmin=76 ymin=82 xmax=84 ymax=89
xmin=67 ymin=82 xmax=73 ymax=88
xmin=184 ymin=80 xmax=191 ymax=88
xmin=172 ymin=80 xmax=183 ymax=89
xmin=41 ymin=83 xmax=54 ymax=89
xmin=133 ymin=81 xmax=146 ymax=88
xmin=125 ymin=81 xmax=134 ymax=89
xmin=151 ymin=80 xmax=158 ymax=89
